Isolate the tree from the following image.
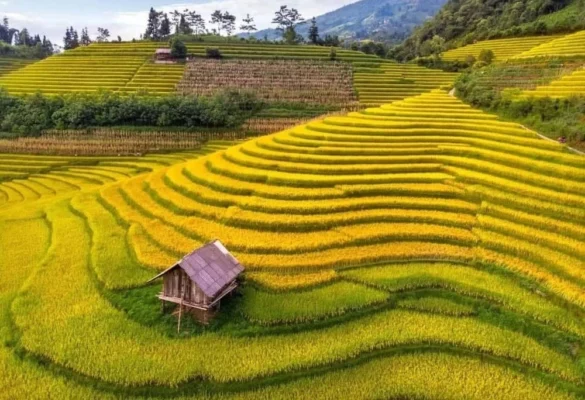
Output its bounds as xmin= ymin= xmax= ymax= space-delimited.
xmin=178 ymin=14 xmax=192 ymax=34
xmin=171 ymin=10 xmax=182 ymax=34
xmin=63 ymin=27 xmax=72 ymax=50
xmin=283 ymin=27 xmax=303 ymax=45
xmin=429 ymin=35 xmax=446 ymax=56
xmin=191 ymin=13 xmax=206 ymax=36
xmin=272 ymin=6 xmax=304 ymax=41
xmin=320 ymin=35 xmax=341 ymax=47
xmin=169 ymin=37 xmax=187 ymax=58
xmin=0 ymin=17 xmax=18 ymax=45
xmin=210 ymin=10 xmax=223 ymax=35
xmin=160 ymin=13 xmax=171 ymax=37
xmin=15 ymin=28 xmax=32 ymax=46
xmin=186 ymin=11 xmax=205 ymax=36
xmin=221 ymin=12 xmax=236 ymax=37
xmin=64 ymin=27 xmax=79 ymax=50
xmin=41 ymin=36 xmax=54 ymax=57
xmin=144 ymin=8 xmax=162 ymax=39
xmin=71 ymin=28 xmax=80 ymax=48
xmin=240 ymin=14 xmax=257 ymax=38
xmin=308 ymin=17 xmax=319 ymax=45
xmin=80 ymin=27 xmax=91 ymax=46
xmin=96 ymin=27 xmax=110 ymax=43
xmin=329 ymin=47 xmax=337 ymax=61
xmin=478 ymin=49 xmax=495 ymax=64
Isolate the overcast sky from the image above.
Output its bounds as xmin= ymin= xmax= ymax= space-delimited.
xmin=1 ymin=0 xmax=358 ymax=47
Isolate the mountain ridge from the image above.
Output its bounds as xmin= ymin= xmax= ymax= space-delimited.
xmin=243 ymin=0 xmax=447 ymax=43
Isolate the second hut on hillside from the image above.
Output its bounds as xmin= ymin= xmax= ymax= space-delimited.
xmin=154 ymin=48 xmax=175 ymax=63
xmin=148 ymin=240 xmax=244 ymax=324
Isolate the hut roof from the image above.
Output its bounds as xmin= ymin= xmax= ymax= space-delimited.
xmin=148 ymin=240 xmax=244 ymax=298
xmin=155 ymin=48 xmax=172 ymax=54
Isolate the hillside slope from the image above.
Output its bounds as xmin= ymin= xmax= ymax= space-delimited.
xmin=249 ymin=0 xmax=447 ymax=43
xmin=2 ymin=90 xmax=585 ymax=398
xmin=393 ymin=0 xmax=582 ymax=60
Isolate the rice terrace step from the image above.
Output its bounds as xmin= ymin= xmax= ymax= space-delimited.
xmin=1 ymin=1 xmax=585 ymax=399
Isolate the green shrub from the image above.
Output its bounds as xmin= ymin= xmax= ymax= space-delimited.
xmin=478 ymin=49 xmax=495 ymax=64
xmin=0 ymin=90 xmax=262 ymax=136
xmin=169 ymin=37 xmax=187 ymax=59
xmin=329 ymin=47 xmax=337 ymax=61
xmin=455 ymin=68 xmax=585 ymax=142
xmin=205 ymin=47 xmax=222 ymax=59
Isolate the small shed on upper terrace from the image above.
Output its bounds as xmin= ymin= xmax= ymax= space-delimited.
xmin=154 ymin=48 xmax=175 ymax=64
xmin=148 ymin=240 xmax=244 ymax=324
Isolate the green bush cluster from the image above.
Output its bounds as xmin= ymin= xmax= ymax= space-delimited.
xmin=415 ymin=58 xmax=471 ymax=72
xmin=0 ymin=89 xmax=262 ymax=136
xmin=455 ymin=70 xmax=585 ymax=142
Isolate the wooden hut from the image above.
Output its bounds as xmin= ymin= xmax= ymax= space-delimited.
xmin=148 ymin=240 xmax=244 ymax=325
xmin=154 ymin=48 xmax=175 ymax=64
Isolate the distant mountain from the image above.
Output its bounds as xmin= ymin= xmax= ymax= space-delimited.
xmin=243 ymin=0 xmax=448 ymax=44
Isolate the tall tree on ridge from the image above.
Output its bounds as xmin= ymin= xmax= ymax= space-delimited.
xmin=144 ymin=7 xmax=162 ymax=39
xmin=240 ymin=14 xmax=257 ymax=38
xmin=210 ymin=10 xmax=223 ymax=35
xmin=272 ymin=5 xmax=304 ymax=43
xmin=187 ymin=11 xmax=206 ymax=36
xmin=222 ymin=12 xmax=236 ymax=37
xmin=64 ymin=27 xmax=79 ymax=50
xmin=0 ymin=17 xmax=18 ymax=44
xmin=160 ymin=13 xmax=171 ymax=37
xmin=71 ymin=28 xmax=80 ymax=48
xmin=15 ymin=28 xmax=31 ymax=46
xmin=63 ymin=27 xmax=72 ymax=49
xmin=178 ymin=14 xmax=192 ymax=34
xmin=308 ymin=17 xmax=319 ymax=45
xmin=96 ymin=27 xmax=110 ymax=42
xmin=80 ymin=27 xmax=92 ymax=46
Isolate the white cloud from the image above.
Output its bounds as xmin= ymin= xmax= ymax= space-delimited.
xmin=3 ymin=12 xmax=36 ymax=22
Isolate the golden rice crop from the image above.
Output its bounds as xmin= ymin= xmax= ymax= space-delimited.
xmin=2 ymin=89 xmax=585 ymax=399
xmin=247 ymin=270 xmax=338 ymax=290
xmin=12 ymin=205 xmax=578 ymax=385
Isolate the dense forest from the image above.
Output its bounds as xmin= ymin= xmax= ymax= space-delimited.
xmin=391 ymin=0 xmax=582 ymax=60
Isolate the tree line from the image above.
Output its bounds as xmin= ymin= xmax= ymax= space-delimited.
xmin=63 ymin=27 xmax=120 ymax=50
xmin=0 ymin=17 xmax=54 ymax=59
xmin=0 ymin=89 xmax=263 ymax=136
xmin=142 ymin=5 xmax=344 ymax=47
xmin=143 ymin=8 xmax=245 ymax=39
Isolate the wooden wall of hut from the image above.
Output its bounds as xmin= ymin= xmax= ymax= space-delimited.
xmin=163 ymin=268 xmax=210 ymax=305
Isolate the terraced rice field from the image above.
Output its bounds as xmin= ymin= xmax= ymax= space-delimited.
xmin=514 ymin=30 xmax=585 ymax=59
xmin=0 ymin=55 xmax=155 ymax=95
xmin=69 ymin=41 xmax=383 ymax=62
xmin=441 ymin=35 xmax=562 ymax=61
xmin=1 ymin=89 xmax=585 ymax=398
xmin=0 ymin=58 xmax=33 ymax=77
xmin=0 ymin=42 xmax=448 ymax=107
xmin=353 ymin=63 xmax=458 ymax=106
xmin=521 ymin=66 xmax=585 ymax=98
xmin=0 ymin=142 xmax=235 ymax=202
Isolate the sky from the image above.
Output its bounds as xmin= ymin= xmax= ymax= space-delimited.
xmin=0 ymin=0 xmax=358 ymax=47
